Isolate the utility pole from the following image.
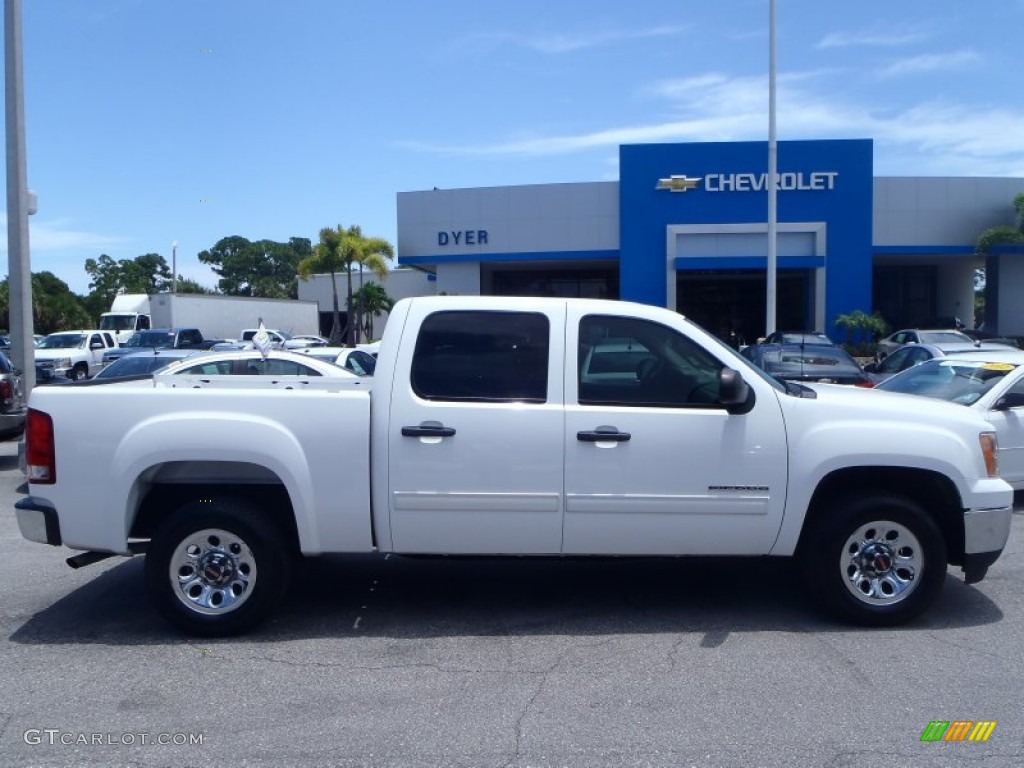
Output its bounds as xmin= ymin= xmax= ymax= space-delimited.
xmin=5 ymin=0 xmax=36 ymax=391
xmin=765 ymin=0 xmax=778 ymax=336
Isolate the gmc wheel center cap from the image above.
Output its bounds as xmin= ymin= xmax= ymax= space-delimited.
xmin=198 ymin=552 xmax=236 ymax=585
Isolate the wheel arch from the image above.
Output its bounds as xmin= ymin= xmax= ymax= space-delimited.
xmin=127 ymin=461 xmax=301 ymax=554
xmin=797 ymin=466 xmax=965 ymax=565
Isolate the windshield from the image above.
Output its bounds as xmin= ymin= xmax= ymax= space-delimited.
xmin=38 ymin=333 xmax=86 ymax=349
xmin=99 ymin=314 xmax=138 ymax=332
xmin=877 ymin=359 xmax=1018 ymax=405
xmin=125 ymin=331 xmax=175 ymax=348
xmin=919 ymin=331 xmax=973 ymax=345
xmin=762 ymin=346 xmax=861 ymax=376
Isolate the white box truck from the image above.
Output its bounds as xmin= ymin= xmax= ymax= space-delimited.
xmin=101 ymin=293 xmax=321 ymax=344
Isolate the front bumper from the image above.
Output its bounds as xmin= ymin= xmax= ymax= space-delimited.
xmin=961 ymin=504 xmax=1013 ymax=583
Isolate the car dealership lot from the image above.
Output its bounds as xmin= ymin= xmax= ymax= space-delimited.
xmin=0 ymin=441 xmax=1022 ymax=767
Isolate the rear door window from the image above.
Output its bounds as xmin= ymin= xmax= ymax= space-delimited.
xmin=411 ymin=311 xmax=549 ymax=403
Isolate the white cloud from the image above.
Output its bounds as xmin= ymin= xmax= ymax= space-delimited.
xmin=878 ymin=49 xmax=980 ymax=78
xmin=399 ymin=70 xmax=1024 ymax=177
xmin=527 ymin=25 xmax=688 ymax=54
xmin=457 ymin=24 xmax=689 ymax=56
xmin=816 ymin=29 xmax=930 ymax=49
xmin=0 ymin=216 xmax=127 ymax=253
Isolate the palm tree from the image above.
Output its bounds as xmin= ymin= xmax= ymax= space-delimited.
xmin=349 ymin=282 xmax=395 ymax=340
xmin=352 ymin=248 xmax=390 ymax=344
xmin=298 ymin=225 xmax=395 ymax=346
xmin=298 ymin=227 xmax=347 ymax=344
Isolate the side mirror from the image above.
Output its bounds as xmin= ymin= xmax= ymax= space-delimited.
xmin=993 ymin=392 xmax=1024 ymax=411
xmin=90 ymin=341 xmax=105 ymax=350
xmin=719 ymin=368 xmax=754 ymax=414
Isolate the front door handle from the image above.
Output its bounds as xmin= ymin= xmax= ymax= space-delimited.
xmin=577 ymin=425 xmax=631 ymax=442
xmin=402 ymin=420 xmax=456 ymax=438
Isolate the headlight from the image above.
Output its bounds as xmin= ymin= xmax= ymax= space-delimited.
xmin=56 ymin=357 xmax=72 ymax=369
xmin=979 ymin=432 xmax=999 ymax=478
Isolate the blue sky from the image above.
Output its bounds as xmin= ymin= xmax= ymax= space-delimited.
xmin=3 ymin=0 xmax=1024 ymax=294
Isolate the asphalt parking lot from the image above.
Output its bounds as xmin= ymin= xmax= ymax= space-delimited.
xmin=1 ymin=439 xmax=1022 ymax=767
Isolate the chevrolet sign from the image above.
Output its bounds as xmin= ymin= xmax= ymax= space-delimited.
xmin=657 ymin=171 xmax=839 ymax=193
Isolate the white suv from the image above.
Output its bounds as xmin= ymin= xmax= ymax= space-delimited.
xmin=35 ymin=330 xmax=117 ymax=380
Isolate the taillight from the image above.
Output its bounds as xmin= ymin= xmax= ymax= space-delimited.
xmin=855 ymin=379 xmax=875 ymax=388
xmin=0 ymin=378 xmax=11 ymax=402
xmin=26 ymin=408 xmax=56 ymax=484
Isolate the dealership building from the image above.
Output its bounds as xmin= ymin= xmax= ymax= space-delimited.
xmin=387 ymin=139 xmax=1024 ymax=342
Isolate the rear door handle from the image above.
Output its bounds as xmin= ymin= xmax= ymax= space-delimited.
xmin=402 ymin=420 xmax=456 ymax=438
xmin=577 ymin=425 xmax=631 ymax=442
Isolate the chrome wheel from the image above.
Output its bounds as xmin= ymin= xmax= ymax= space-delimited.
xmin=840 ymin=520 xmax=922 ymax=606
xmin=168 ymin=528 xmax=257 ymax=615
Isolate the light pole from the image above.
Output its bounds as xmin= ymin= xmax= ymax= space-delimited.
xmin=6 ymin=0 xmax=35 ymax=391
xmin=172 ymin=240 xmax=178 ymax=293
xmin=765 ymin=0 xmax=778 ymax=336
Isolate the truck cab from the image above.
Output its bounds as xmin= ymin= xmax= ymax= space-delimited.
xmin=34 ymin=330 xmax=117 ymax=380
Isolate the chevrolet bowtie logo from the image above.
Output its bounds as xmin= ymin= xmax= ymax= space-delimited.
xmin=656 ymin=174 xmax=702 ymax=192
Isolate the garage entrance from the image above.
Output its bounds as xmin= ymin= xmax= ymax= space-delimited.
xmin=676 ymin=270 xmax=811 ymax=346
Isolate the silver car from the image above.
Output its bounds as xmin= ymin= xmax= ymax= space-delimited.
xmin=875 ymin=350 xmax=1024 ymax=489
xmin=0 ymin=350 xmax=26 ymax=441
xmin=864 ymin=341 xmax=1020 ymax=384
xmin=875 ymin=329 xmax=974 ymax=362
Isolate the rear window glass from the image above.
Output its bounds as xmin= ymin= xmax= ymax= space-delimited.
xmin=411 ymin=311 xmax=549 ymax=403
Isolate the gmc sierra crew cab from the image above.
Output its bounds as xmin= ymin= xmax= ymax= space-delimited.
xmin=15 ymin=297 xmax=1014 ymax=635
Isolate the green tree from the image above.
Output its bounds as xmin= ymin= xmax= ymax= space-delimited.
xmin=349 ymin=282 xmax=395 ymax=340
xmin=976 ymin=193 xmax=1024 ymax=329
xmin=197 ymin=236 xmax=309 ymax=298
xmin=84 ymin=252 xmax=172 ymax=309
xmin=0 ymin=272 xmax=92 ymax=336
xmin=976 ymin=193 xmax=1024 ymax=254
xmin=298 ymin=225 xmax=394 ymax=345
xmin=834 ymin=309 xmax=889 ymax=355
xmin=174 ymin=276 xmax=215 ymax=294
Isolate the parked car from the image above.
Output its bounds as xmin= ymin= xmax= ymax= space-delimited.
xmin=155 ymin=349 xmax=363 ymax=378
xmin=863 ymin=342 xmax=1022 ymax=385
xmin=290 ymin=334 xmax=330 ymax=347
xmin=94 ymin=349 xmax=200 ymax=379
xmin=239 ymin=328 xmax=312 ymax=350
xmin=760 ymin=331 xmax=835 ymax=346
xmin=743 ymin=340 xmax=869 ymax=386
xmin=0 ymin=349 xmax=26 ymax=440
xmin=875 ymin=329 xmax=974 ymax=362
xmin=102 ymin=328 xmax=213 ymax=367
xmin=356 ymin=340 xmax=381 ymax=357
xmin=875 ymin=350 xmax=1024 ymax=488
xmin=34 ymin=330 xmax=117 ymax=380
xmin=298 ymin=346 xmax=377 ymax=376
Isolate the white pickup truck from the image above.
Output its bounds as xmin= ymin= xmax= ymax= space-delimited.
xmin=16 ymin=297 xmax=1014 ymax=635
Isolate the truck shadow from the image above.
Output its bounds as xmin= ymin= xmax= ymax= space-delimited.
xmin=8 ymin=553 xmax=1004 ymax=645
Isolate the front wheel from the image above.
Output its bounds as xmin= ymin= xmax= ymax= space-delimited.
xmin=144 ymin=498 xmax=292 ymax=636
xmin=801 ymin=494 xmax=947 ymax=626
xmin=71 ymin=365 xmax=88 ymax=381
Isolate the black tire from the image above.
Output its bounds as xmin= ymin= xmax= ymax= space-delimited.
xmin=144 ymin=497 xmax=292 ymax=636
xmin=801 ymin=494 xmax=947 ymax=626
xmin=71 ymin=365 xmax=88 ymax=381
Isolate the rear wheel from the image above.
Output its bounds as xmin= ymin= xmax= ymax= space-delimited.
xmin=801 ymin=494 xmax=946 ymax=626
xmin=144 ymin=497 xmax=291 ymax=636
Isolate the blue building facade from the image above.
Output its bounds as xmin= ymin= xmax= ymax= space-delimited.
xmin=396 ymin=139 xmax=1023 ymax=340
